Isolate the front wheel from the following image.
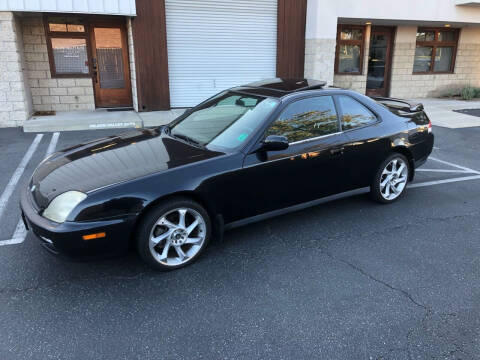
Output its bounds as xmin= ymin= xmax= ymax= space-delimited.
xmin=371 ymin=153 xmax=410 ymax=204
xmin=136 ymin=198 xmax=211 ymax=270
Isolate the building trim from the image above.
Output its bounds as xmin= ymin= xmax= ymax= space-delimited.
xmin=132 ymin=0 xmax=170 ymax=111
xmin=0 ymin=0 xmax=136 ymax=16
xmin=276 ymin=0 xmax=307 ymax=78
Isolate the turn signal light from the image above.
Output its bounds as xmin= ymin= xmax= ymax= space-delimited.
xmin=428 ymin=120 xmax=432 ymax=133
xmin=82 ymin=232 xmax=106 ymax=240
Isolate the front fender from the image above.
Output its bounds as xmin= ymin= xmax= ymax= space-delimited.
xmin=69 ymin=153 xmax=244 ymax=222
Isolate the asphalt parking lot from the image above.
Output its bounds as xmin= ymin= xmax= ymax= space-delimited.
xmin=0 ymin=125 xmax=479 ymax=359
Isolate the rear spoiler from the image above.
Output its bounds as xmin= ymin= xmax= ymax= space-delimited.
xmin=370 ymin=96 xmax=424 ymax=113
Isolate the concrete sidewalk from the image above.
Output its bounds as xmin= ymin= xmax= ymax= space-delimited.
xmin=22 ymin=97 xmax=480 ymax=132
xmin=23 ymin=108 xmax=186 ymax=132
xmin=412 ymin=98 xmax=480 ymax=129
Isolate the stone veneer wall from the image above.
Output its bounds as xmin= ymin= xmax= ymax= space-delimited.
xmin=0 ymin=12 xmax=32 ymax=127
xmin=304 ymin=38 xmax=336 ymax=85
xmin=390 ymin=26 xmax=480 ymax=98
xmin=127 ymin=17 xmax=138 ymax=111
xmin=21 ymin=15 xmax=95 ymax=112
xmin=333 ymin=25 xmax=371 ymax=92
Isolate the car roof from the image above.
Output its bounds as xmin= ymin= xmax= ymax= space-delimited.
xmin=231 ymin=78 xmax=329 ymax=98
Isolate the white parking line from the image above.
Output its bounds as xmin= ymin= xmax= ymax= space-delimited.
xmin=409 ymin=157 xmax=480 ymax=188
xmin=429 ymin=156 xmax=480 ymax=175
xmin=416 ymin=169 xmax=470 ymax=173
xmin=0 ymin=134 xmax=43 ymax=221
xmin=409 ymin=175 xmax=480 ymax=188
xmin=0 ymin=132 xmax=60 ymax=247
xmin=0 ymin=221 xmax=27 ymax=246
xmin=46 ymin=132 xmax=60 ymax=157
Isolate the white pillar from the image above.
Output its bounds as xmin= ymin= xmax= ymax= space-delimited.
xmin=303 ymin=0 xmax=337 ymax=85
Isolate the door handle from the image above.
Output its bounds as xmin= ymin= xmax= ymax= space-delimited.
xmin=330 ymin=147 xmax=344 ymax=156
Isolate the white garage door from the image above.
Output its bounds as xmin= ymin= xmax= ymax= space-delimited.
xmin=165 ymin=0 xmax=278 ymax=108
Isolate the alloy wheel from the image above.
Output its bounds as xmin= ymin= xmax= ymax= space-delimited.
xmin=149 ymin=207 xmax=207 ymax=266
xmin=379 ymin=158 xmax=408 ymax=201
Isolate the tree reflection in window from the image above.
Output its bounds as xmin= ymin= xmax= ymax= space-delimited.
xmin=338 ymin=95 xmax=377 ymax=130
xmin=267 ymin=96 xmax=339 ymax=143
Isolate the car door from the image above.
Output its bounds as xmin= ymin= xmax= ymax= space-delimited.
xmin=336 ymin=94 xmax=387 ymax=191
xmin=237 ymin=95 xmax=350 ymax=220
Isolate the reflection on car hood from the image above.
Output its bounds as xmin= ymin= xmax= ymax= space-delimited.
xmin=30 ymin=128 xmax=223 ymax=207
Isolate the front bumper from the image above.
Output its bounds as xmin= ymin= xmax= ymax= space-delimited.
xmin=20 ymin=186 xmax=136 ymax=258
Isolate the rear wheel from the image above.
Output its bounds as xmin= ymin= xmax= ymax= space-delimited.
xmin=136 ymin=198 xmax=211 ymax=270
xmin=371 ymin=153 xmax=410 ymax=204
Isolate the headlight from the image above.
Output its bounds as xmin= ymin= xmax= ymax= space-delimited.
xmin=43 ymin=191 xmax=87 ymax=223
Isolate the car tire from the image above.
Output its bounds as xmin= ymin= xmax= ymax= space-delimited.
xmin=135 ymin=197 xmax=212 ymax=270
xmin=371 ymin=153 xmax=410 ymax=204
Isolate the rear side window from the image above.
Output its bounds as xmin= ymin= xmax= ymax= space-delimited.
xmin=266 ymin=96 xmax=339 ymax=143
xmin=338 ymin=95 xmax=377 ymax=130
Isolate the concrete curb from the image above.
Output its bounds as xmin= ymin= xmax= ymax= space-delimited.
xmin=23 ymin=109 xmax=186 ymax=133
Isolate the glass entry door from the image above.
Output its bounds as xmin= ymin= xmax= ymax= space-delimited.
xmin=90 ymin=20 xmax=132 ymax=108
xmin=366 ymin=27 xmax=394 ymax=97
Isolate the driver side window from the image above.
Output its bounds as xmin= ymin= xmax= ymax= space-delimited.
xmin=266 ymin=96 xmax=339 ymax=143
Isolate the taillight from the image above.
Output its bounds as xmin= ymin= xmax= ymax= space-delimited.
xmin=428 ymin=120 xmax=432 ymax=133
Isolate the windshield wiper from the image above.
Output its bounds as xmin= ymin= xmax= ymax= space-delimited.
xmin=171 ymin=132 xmax=204 ymax=148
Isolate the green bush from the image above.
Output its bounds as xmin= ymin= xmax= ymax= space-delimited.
xmin=461 ymin=86 xmax=476 ymax=100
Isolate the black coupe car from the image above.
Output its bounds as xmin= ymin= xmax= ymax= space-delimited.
xmin=21 ymin=79 xmax=434 ymax=270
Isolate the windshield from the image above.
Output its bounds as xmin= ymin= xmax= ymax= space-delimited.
xmin=169 ymin=91 xmax=279 ymax=151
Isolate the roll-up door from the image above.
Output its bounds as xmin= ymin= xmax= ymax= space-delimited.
xmin=165 ymin=0 xmax=278 ymax=107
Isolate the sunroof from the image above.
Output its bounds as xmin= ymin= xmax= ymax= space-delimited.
xmin=245 ymin=78 xmax=326 ymax=92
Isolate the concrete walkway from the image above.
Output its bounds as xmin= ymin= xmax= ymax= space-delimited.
xmin=23 ymin=108 xmax=186 ymax=132
xmin=412 ymin=98 xmax=480 ymax=129
xmin=22 ymin=98 xmax=480 ymax=132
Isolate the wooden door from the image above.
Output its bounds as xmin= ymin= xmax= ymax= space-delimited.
xmin=90 ymin=20 xmax=132 ymax=108
xmin=366 ymin=27 xmax=395 ymax=97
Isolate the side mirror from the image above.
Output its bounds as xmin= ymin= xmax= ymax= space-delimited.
xmin=262 ymin=135 xmax=289 ymax=151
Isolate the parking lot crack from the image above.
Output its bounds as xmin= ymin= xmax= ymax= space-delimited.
xmin=319 ymin=250 xmax=436 ymax=360
xmin=320 ymin=249 xmax=428 ymax=311
xmin=0 ymin=271 xmax=148 ymax=295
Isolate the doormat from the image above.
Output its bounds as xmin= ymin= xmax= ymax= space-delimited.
xmin=33 ymin=111 xmax=56 ymax=116
xmin=453 ymin=108 xmax=480 ymax=117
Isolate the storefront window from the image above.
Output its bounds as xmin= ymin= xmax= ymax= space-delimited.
xmin=50 ymin=38 xmax=89 ymax=75
xmin=413 ymin=28 xmax=459 ymax=74
xmin=335 ymin=25 xmax=365 ymax=75
xmin=45 ymin=17 xmax=91 ymax=78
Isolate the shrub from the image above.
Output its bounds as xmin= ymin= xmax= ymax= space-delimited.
xmin=461 ymin=86 xmax=476 ymax=100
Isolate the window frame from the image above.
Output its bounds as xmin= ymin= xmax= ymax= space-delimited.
xmin=334 ymin=25 xmax=366 ymax=76
xmin=43 ymin=15 xmax=93 ymax=78
xmin=265 ymin=95 xmax=342 ymax=145
xmin=413 ymin=27 xmax=460 ymax=75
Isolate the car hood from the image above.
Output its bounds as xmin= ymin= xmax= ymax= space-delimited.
xmin=30 ymin=128 xmax=223 ymax=208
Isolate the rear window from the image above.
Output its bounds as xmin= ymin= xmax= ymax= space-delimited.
xmin=338 ymin=96 xmax=377 ymax=130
